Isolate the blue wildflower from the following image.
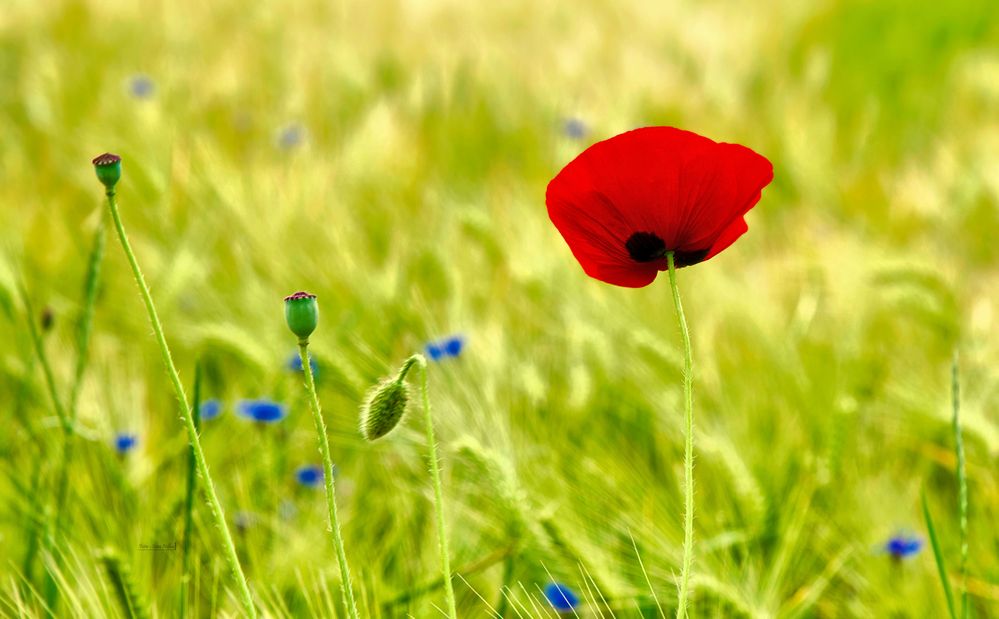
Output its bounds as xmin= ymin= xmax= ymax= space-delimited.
xmin=425 ymin=335 xmax=465 ymax=362
xmin=113 ymin=433 xmax=138 ymax=455
xmin=236 ymin=399 xmax=287 ymax=423
xmin=199 ymin=399 xmax=223 ymax=421
xmin=295 ymin=464 xmax=325 ymax=488
xmin=885 ymin=534 xmax=922 ymax=559
xmin=543 ymin=582 xmax=580 ymax=613
xmin=277 ymin=123 xmax=306 ymax=150
xmin=442 ymin=335 xmax=464 ymax=357
xmin=562 ymin=117 xmax=587 ymax=140
xmin=128 ymin=74 xmax=155 ymax=99
xmin=286 ymin=351 xmax=319 ymax=375
xmin=425 ymin=341 xmax=445 ymax=361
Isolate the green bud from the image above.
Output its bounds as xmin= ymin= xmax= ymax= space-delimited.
xmin=360 ymin=377 xmax=409 ymax=441
xmin=92 ymin=153 xmax=122 ymax=191
xmin=284 ymin=291 xmax=318 ymax=340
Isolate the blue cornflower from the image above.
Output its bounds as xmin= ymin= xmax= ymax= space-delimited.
xmin=562 ymin=117 xmax=587 ymax=140
xmin=425 ymin=335 xmax=465 ymax=361
xmin=277 ymin=123 xmax=306 ymax=149
xmin=286 ymin=351 xmax=319 ymax=375
xmin=128 ymin=74 xmax=155 ymax=99
xmin=544 ymin=582 xmax=580 ymax=613
xmin=236 ymin=399 xmax=288 ymax=423
xmin=199 ymin=399 xmax=223 ymax=421
xmin=295 ymin=464 xmax=325 ymax=488
xmin=885 ymin=534 xmax=922 ymax=559
xmin=113 ymin=433 xmax=138 ymax=455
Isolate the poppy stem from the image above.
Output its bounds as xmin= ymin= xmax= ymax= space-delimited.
xmin=297 ymin=340 xmax=360 ymax=619
xmin=412 ymin=354 xmax=458 ymax=619
xmin=666 ymin=251 xmax=694 ymax=619
xmin=105 ymin=188 xmax=257 ymax=618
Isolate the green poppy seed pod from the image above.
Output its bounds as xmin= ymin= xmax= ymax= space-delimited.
xmin=360 ymin=377 xmax=409 ymax=441
xmin=284 ymin=291 xmax=318 ymax=341
xmin=92 ymin=153 xmax=122 ymax=191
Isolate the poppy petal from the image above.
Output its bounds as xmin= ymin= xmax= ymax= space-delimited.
xmin=704 ymin=216 xmax=748 ymax=261
xmin=548 ymin=187 xmax=660 ymax=286
xmin=674 ymin=143 xmax=773 ymax=252
xmin=546 ymin=126 xmax=772 ymax=286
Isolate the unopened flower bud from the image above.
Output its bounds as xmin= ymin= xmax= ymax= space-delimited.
xmin=360 ymin=377 xmax=409 ymax=441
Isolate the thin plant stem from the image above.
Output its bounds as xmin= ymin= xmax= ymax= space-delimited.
xmin=69 ymin=216 xmax=107 ymax=417
xmin=53 ymin=217 xmax=107 ymax=537
xmin=923 ymin=490 xmax=957 ymax=619
xmin=17 ymin=280 xmax=72 ymax=614
xmin=666 ymin=252 xmax=694 ymax=619
xmin=495 ymin=555 xmax=514 ymax=618
xmin=17 ymin=280 xmax=71 ymax=434
xmin=383 ymin=545 xmax=511 ymax=610
xmin=410 ymin=354 xmax=458 ymax=619
xmin=951 ymin=353 xmax=969 ymax=619
xmin=105 ymin=188 xmax=256 ymax=618
xmin=297 ymin=341 xmax=360 ymax=619
xmin=180 ymin=362 xmax=204 ymax=618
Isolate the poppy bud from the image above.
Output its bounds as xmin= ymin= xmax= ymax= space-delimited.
xmin=360 ymin=377 xmax=409 ymax=441
xmin=284 ymin=291 xmax=318 ymax=341
xmin=92 ymin=153 xmax=122 ymax=191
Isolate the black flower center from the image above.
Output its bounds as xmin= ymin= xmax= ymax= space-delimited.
xmin=625 ymin=232 xmax=710 ymax=267
xmin=625 ymin=232 xmax=667 ymax=262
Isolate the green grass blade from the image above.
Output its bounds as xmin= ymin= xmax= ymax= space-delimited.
xmin=99 ymin=550 xmax=152 ymax=619
xmin=922 ymin=490 xmax=957 ymax=619
xmin=951 ymin=354 xmax=970 ymax=619
xmin=179 ymin=361 xmax=203 ymax=617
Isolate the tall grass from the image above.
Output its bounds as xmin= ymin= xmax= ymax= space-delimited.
xmin=1 ymin=0 xmax=997 ymax=616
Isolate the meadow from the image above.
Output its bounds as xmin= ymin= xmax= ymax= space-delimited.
xmin=1 ymin=0 xmax=998 ymax=617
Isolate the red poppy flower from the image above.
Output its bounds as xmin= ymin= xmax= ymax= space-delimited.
xmin=546 ymin=126 xmax=773 ymax=287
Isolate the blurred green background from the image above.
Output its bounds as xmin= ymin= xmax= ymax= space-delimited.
xmin=1 ymin=0 xmax=997 ymax=616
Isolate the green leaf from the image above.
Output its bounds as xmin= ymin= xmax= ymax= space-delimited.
xmin=922 ymin=490 xmax=957 ymax=619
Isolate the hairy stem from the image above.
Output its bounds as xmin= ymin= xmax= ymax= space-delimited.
xmin=298 ymin=341 xmax=360 ymax=619
xmin=413 ymin=354 xmax=457 ymax=619
xmin=106 ymin=189 xmax=256 ymax=618
xmin=667 ymin=252 xmax=694 ymax=619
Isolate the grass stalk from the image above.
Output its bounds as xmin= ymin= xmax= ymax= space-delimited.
xmin=923 ymin=490 xmax=957 ymax=619
xmin=17 ymin=280 xmax=72 ymax=614
xmin=17 ymin=280 xmax=71 ymax=435
xmin=53 ymin=217 xmax=108 ymax=536
xmin=951 ymin=354 xmax=969 ymax=619
xmin=383 ymin=545 xmax=511 ymax=611
xmin=99 ymin=549 xmax=152 ymax=619
xmin=179 ymin=361 xmax=204 ymax=617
